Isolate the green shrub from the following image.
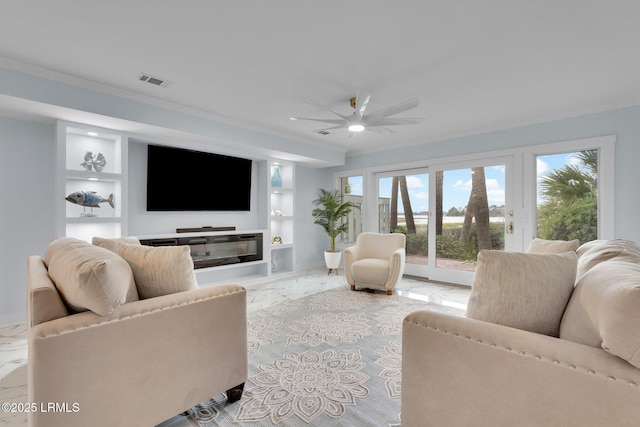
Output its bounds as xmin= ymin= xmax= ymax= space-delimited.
xmin=537 ymin=197 xmax=597 ymax=242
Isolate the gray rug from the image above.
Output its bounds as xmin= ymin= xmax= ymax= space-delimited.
xmin=184 ymin=287 xmax=464 ymax=426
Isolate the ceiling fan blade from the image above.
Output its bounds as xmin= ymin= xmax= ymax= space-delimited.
xmin=354 ymin=91 xmax=372 ymax=118
xmin=290 ymin=117 xmax=346 ymax=125
xmin=315 ymin=124 xmax=347 ymax=132
xmin=365 ymin=98 xmax=420 ymax=121
xmin=366 ymin=117 xmax=424 ymax=126
xmin=302 ymin=99 xmax=350 ymax=120
xmin=367 ymin=126 xmax=395 ymax=135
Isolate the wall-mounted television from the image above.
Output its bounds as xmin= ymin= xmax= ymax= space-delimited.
xmin=146 ymin=144 xmax=252 ymax=211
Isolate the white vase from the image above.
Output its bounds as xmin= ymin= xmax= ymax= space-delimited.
xmin=324 ymin=250 xmax=341 ymax=275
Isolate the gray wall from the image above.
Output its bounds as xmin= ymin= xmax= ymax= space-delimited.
xmin=294 ymin=166 xmax=333 ymax=269
xmin=127 ymin=141 xmax=262 ymax=236
xmin=0 ymin=117 xmax=55 ymax=326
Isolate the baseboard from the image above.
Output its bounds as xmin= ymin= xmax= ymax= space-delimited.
xmin=0 ymin=311 xmax=26 ymax=328
xmin=294 ymin=262 xmax=326 ymax=271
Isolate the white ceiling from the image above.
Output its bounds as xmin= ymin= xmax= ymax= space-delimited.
xmin=1 ymin=1 xmax=640 ymax=156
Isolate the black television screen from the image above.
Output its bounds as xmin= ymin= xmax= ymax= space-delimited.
xmin=146 ymin=144 xmax=252 ymax=211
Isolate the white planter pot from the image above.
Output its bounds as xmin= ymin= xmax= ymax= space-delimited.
xmin=324 ymin=250 xmax=342 ymax=273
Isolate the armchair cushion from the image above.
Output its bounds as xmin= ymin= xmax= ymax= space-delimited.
xmin=351 ymin=258 xmax=390 ymax=285
xmin=560 ymin=258 xmax=640 ymax=369
xmin=467 ymin=250 xmax=577 ymax=337
xmin=115 ymin=242 xmax=199 ymax=299
xmin=44 ymin=237 xmax=139 ymax=316
xmin=526 ymin=238 xmax=580 ymax=254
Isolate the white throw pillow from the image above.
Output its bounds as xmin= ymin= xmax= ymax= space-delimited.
xmin=44 ymin=237 xmax=138 ymax=316
xmin=466 ymin=250 xmax=578 ymax=337
xmin=115 ymin=243 xmax=198 ymax=299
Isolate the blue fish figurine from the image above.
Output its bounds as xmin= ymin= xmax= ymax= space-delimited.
xmin=65 ymin=191 xmax=115 ymax=209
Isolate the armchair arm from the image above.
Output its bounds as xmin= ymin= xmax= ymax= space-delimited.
xmin=29 ymin=284 xmax=247 ymax=427
xmin=401 ymin=310 xmax=640 ymax=427
xmin=383 ymin=248 xmax=405 ymax=290
xmin=344 ymin=245 xmax=359 ymax=285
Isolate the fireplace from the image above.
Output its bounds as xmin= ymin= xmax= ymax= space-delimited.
xmin=139 ymin=233 xmax=263 ymax=269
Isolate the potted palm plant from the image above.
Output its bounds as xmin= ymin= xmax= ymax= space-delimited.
xmin=311 ymin=188 xmax=356 ymax=274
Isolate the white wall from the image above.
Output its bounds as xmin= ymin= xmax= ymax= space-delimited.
xmin=332 ymin=106 xmax=640 ymax=244
xmin=0 ymin=117 xmax=55 ymax=325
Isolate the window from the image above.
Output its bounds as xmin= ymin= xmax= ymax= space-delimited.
xmin=340 ymin=175 xmax=363 ymax=244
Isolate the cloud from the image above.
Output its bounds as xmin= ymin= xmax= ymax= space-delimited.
xmin=537 ymin=158 xmax=549 ymax=176
xmin=405 ymin=175 xmax=426 ymax=189
xmin=451 ymin=178 xmax=504 ymax=205
xmin=453 ymin=179 xmax=469 ymax=191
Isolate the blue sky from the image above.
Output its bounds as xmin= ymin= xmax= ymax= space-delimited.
xmin=345 ymin=151 xmax=584 ymax=214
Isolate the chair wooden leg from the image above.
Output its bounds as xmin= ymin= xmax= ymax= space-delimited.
xmin=387 ymin=289 xmax=393 ymax=295
xmin=350 ymin=284 xmax=355 ymax=291
xmin=226 ymin=382 xmax=245 ymax=403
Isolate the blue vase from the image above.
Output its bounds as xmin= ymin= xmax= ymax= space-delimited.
xmin=271 ymin=166 xmax=282 ymax=187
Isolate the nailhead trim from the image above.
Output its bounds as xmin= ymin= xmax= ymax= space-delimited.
xmin=35 ymin=288 xmax=245 ymax=339
xmin=405 ymin=319 xmax=640 ymax=388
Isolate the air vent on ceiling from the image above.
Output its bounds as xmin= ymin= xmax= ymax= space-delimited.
xmin=316 ymin=130 xmax=331 ymax=135
xmin=138 ymin=73 xmax=172 ymax=88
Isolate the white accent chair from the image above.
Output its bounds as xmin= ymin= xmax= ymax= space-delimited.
xmin=344 ymin=232 xmax=406 ymax=295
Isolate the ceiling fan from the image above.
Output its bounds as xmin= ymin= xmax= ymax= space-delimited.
xmin=290 ymin=91 xmax=424 ymax=135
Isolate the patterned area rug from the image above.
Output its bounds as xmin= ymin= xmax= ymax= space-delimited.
xmin=185 ymin=287 xmax=464 ymax=426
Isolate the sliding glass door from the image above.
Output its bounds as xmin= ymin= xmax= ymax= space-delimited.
xmin=375 ymin=157 xmax=513 ymax=284
xmin=377 ymin=169 xmax=429 ymax=277
xmin=429 ymin=158 xmax=512 ymax=285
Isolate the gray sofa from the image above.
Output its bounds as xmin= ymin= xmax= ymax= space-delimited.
xmin=27 ymin=237 xmax=248 ymax=427
xmin=402 ymin=239 xmax=640 ymax=427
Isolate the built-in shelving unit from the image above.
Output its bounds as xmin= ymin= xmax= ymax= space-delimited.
xmin=55 ymin=121 xmax=127 ymax=241
xmin=268 ymin=160 xmax=295 ymax=276
xmin=54 ymin=120 xmax=297 ymax=283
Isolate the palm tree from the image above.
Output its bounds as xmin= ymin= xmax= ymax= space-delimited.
xmin=399 ymin=176 xmax=416 ymax=234
xmin=459 ymin=167 xmax=492 ymax=250
xmin=537 ymin=150 xmax=598 ymax=241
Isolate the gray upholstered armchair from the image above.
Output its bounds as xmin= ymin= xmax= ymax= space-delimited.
xmin=344 ymin=232 xmax=406 ymax=295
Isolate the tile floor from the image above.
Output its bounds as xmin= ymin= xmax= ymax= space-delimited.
xmin=0 ymin=267 xmax=470 ymax=426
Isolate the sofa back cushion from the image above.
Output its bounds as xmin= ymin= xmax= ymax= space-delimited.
xmin=467 ymin=250 xmax=578 ymax=337
xmin=560 ymin=256 xmax=640 ymax=369
xmin=44 ymin=237 xmax=139 ymax=316
xmin=575 ymin=239 xmax=640 ymax=279
xmin=115 ymin=243 xmax=198 ymax=299
xmin=526 ymin=238 xmax=580 ymax=254
xmin=92 ymin=236 xmax=141 ymax=252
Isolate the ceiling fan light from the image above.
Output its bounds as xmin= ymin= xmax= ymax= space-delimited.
xmin=348 ymin=123 xmax=365 ymax=132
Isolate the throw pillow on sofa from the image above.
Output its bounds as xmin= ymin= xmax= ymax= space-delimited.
xmin=44 ymin=237 xmax=139 ymax=316
xmin=115 ymin=242 xmax=199 ymax=299
xmin=574 ymin=239 xmax=640 ymax=279
xmin=560 ymin=258 xmax=640 ymax=369
xmin=526 ymin=238 xmax=580 ymax=254
xmin=467 ymin=250 xmax=578 ymax=337
xmin=92 ymin=236 xmax=141 ymax=252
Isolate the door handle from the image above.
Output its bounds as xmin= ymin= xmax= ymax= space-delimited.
xmin=507 ymin=222 xmax=514 ymax=234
